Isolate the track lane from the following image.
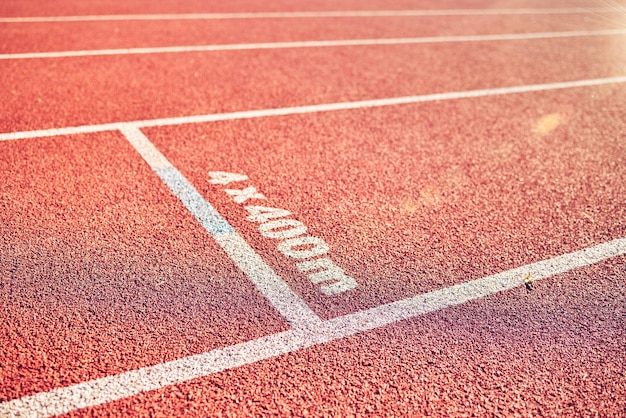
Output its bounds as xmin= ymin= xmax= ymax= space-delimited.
xmin=3 ymin=241 xmax=624 ymax=416
xmin=2 ymin=34 xmax=626 ymax=133
xmin=2 ymin=0 xmax=625 ymax=416
xmin=3 ymin=0 xmax=620 ymax=17
xmin=146 ymin=83 xmax=626 ymax=317
xmin=2 ymin=12 xmax=626 ymax=53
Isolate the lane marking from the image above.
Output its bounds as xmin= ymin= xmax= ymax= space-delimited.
xmin=1 ymin=7 xmax=625 ymax=22
xmin=0 ymin=122 xmax=124 ymax=141
xmin=2 ymin=76 xmax=626 ymax=142
xmin=2 ymin=238 xmax=624 ymax=417
xmin=120 ymin=126 xmax=322 ymax=329
xmin=155 ymin=167 xmax=234 ymax=236
xmin=2 ymin=29 xmax=626 ymax=60
xmin=209 ymin=171 xmax=357 ymax=295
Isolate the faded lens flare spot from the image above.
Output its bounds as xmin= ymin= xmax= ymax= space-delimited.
xmin=418 ymin=186 xmax=441 ymax=208
xmin=444 ymin=166 xmax=470 ymax=189
xmin=400 ymin=198 xmax=420 ymax=215
xmin=398 ymin=188 xmax=441 ymax=214
xmin=533 ymin=113 xmax=562 ymax=136
xmin=401 ymin=167 xmax=469 ymax=214
xmin=489 ymin=142 xmax=515 ymax=158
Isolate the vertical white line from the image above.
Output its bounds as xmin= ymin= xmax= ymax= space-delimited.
xmin=119 ymin=126 xmax=322 ymax=329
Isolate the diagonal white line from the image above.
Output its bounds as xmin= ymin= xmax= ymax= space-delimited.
xmin=1 ymin=238 xmax=624 ymax=417
xmin=1 ymin=29 xmax=626 ymax=60
xmin=1 ymin=7 xmax=625 ymax=22
xmin=120 ymin=126 xmax=323 ymax=329
xmin=2 ymin=76 xmax=626 ymax=142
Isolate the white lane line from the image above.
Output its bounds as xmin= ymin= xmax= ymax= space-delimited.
xmin=2 ymin=29 xmax=625 ymax=60
xmin=2 ymin=76 xmax=626 ymax=142
xmin=119 ymin=123 xmax=171 ymax=170
xmin=1 ymin=7 xmax=625 ymax=22
xmin=2 ymin=238 xmax=624 ymax=417
xmin=120 ymin=126 xmax=322 ymax=329
xmin=0 ymin=122 xmax=124 ymax=140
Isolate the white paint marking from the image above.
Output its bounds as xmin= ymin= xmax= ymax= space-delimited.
xmin=215 ymin=174 xmax=356 ymax=295
xmin=2 ymin=29 xmax=625 ymax=60
xmin=245 ymin=205 xmax=292 ymax=223
xmin=119 ymin=127 xmax=321 ymax=328
xmin=2 ymin=238 xmax=624 ymax=417
xmin=0 ymin=122 xmax=124 ymax=141
xmin=278 ymin=236 xmax=330 ymax=259
xmin=259 ymin=219 xmax=307 ymax=240
xmin=2 ymin=76 xmax=626 ymax=142
xmin=225 ymin=186 xmax=266 ymax=204
xmin=156 ymin=167 xmax=235 ymax=236
xmin=208 ymin=171 xmax=249 ymax=185
xmin=1 ymin=7 xmax=625 ymax=22
xmin=214 ymin=232 xmax=324 ymax=328
xmin=297 ymin=258 xmax=358 ymax=296
xmin=326 ymin=239 xmax=626 ymax=330
xmin=120 ymin=124 xmax=172 ymax=170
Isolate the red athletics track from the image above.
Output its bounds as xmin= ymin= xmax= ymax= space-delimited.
xmin=3 ymin=34 xmax=626 ymax=133
xmin=150 ymin=85 xmax=626 ymax=317
xmin=70 ymin=257 xmax=626 ymax=417
xmin=1 ymin=0 xmax=626 ymax=416
xmin=3 ymin=12 xmax=626 ymax=53
xmin=0 ymin=132 xmax=289 ymax=402
xmin=0 ymin=0 xmax=619 ymax=17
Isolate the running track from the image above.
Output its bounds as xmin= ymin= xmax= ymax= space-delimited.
xmin=1 ymin=0 xmax=626 ymax=416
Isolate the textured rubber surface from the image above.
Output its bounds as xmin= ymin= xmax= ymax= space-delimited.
xmin=0 ymin=132 xmax=288 ymax=402
xmin=149 ymin=84 xmax=626 ymax=318
xmin=62 ymin=257 xmax=626 ymax=417
xmin=3 ymin=34 xmax=626 ymax=133
xmin=1 ymin=0 xmax=625 ymax=416
xmin=3 ymin=13 xmax=626 ymax=53
xmin=0 ymin=0 xmax=613 ymax=17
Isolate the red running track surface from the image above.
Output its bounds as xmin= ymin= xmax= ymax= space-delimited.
xmin=1 ymin=0 xmax=625 ymax=416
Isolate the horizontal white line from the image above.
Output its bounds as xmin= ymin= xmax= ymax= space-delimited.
xmin=2 ymin=76 xmax=626 ymax=141
xmin=1 ymin=7 xmax=625 ymax=22
xmin=2 ymin=29 xmax=626 ymax=60
xmin=2 ymin=238 xmax=624 ymax=417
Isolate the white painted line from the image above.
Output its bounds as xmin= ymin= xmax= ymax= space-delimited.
xmin=1 ymin=7 xmax=625 ymax=22
xmin=119 ymin=126 xmax=322 ymax=329
xmin=325 ymin=238 xmax=626 ymax=331
xmin=214 ymin=232 xmax=324 ymax=327
xmin=2 ymin=29 xmax=625 ymax=60
xmin=120 ymin=124 xmax=172 ymax=170
xmin=0 ymin=122 xmax=124 ymax=140
xmin=2 ymin=238 xmax=624 ymax=417
xmin=2 ymin=76 xmax=626 ymax=142
xmin=155 ymin=167 xmax=235 ymax=236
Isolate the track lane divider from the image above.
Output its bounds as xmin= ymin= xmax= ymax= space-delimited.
xmin=2 ymin=7 xmax=625 ymax=22
xmin=2 ymin=238 xmax=625 ymax=417
xmin=120 ymin=125 xmax=323 ymax=330
xmin=2 ymin=29 xmax=626 ymax=60
xmin=2 ymin=76 xmax=626 ymax=142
